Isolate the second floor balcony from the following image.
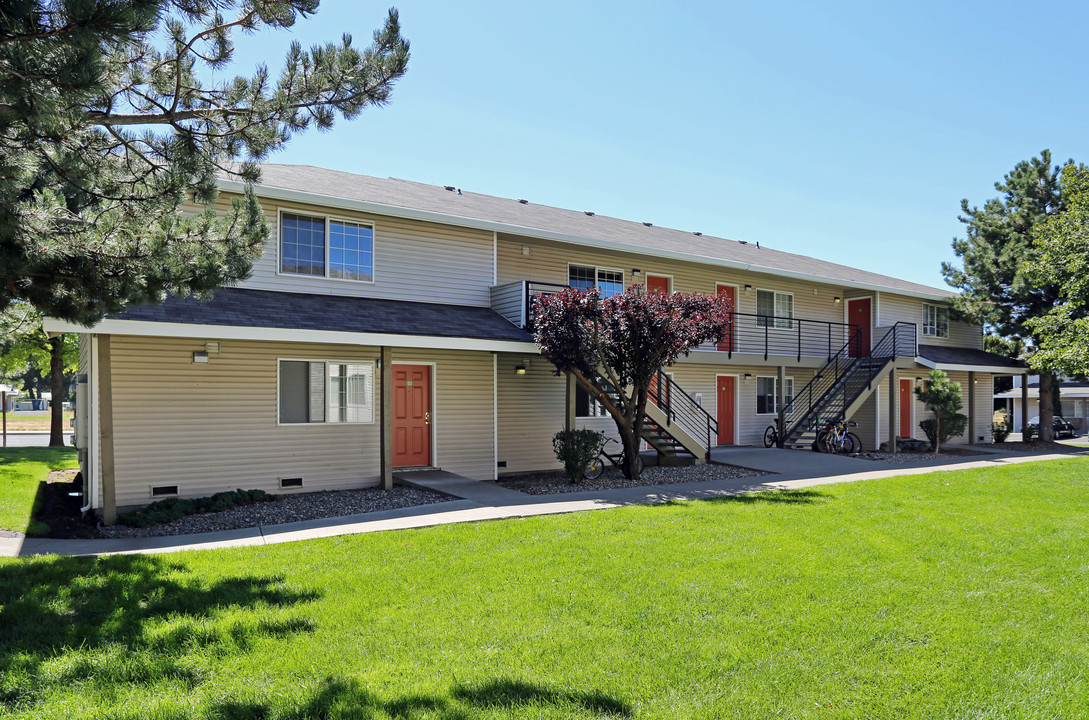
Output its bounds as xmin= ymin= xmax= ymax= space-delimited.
xmin=489 ymin=280 xmax=916 ymax=364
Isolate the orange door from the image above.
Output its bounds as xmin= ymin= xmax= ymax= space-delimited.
xmin=717 ymin=284 xmax=737 ymax=352
xmin=393 ymin=365 xmax=431 ymax=466
xmin=646 ymin=274 xmax=670 ymax=294
xmin=848 ymin=298 xmax=871 ymax=358
xmin=717 ymin=376 xmax=736 ymax=445
xmin=899 ymin=378 xmax=912 ymax=438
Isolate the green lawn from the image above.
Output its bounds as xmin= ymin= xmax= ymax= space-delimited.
xmin=0 ymin=447 xmax=78 ymax=534
xmin=1 ymin=457 xmax=1088 ymax=718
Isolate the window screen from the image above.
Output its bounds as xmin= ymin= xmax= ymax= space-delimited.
xmin=281 ymin=213 xmax=326 ymax=276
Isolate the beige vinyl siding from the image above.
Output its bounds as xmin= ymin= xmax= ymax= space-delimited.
xmin=391 ymin=348 xmax=496 ymax=480
xmin=879 ymin=294 xmax=982 ymax=350
xmin=210 ymin=195 xmax=495 ymax=306
xmin=496 ymin=356 xmax=565 ymax=474
xmin=107 ymin=337 xmax=497 ymax=509
xmin=490 ymin=283 xmax=524 ymax=326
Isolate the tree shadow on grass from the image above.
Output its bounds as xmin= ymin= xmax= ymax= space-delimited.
xmin=704 ymin=488 xmax=830 ymax=505
xmin=0 ymin=554 xmax=320 ymax=711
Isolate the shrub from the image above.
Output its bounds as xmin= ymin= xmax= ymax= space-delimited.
xmin=992 ymin=410 xmax=1012 ymax=443
xmin=119 ymin=488 xmax=274 ymax=527
xmin=919 ymin=413 xmax=968 ymax=451
xmin=552 ymin=429 xmax=603 ymax=483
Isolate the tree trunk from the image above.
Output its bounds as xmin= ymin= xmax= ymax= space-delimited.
xmin=934 ymin=414 xmax=941 ymax=454
xmin=620 ymin=423 xmax=642 ymax=481
xmin=49 ymin=337 xmax=65 ymax=447
xmin=1038 ymin=371 xmax=1056 ymax=442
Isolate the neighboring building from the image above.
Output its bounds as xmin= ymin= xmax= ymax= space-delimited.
xmin=994 ymin=375 xmax=1089 ymax=432
xmin=45 ymin=165 xmax=1026 ymax=521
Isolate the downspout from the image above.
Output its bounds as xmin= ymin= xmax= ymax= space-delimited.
xmin=80 ymin=335 xmax=98 ymax=515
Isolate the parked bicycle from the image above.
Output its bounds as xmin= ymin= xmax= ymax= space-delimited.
xmin=816 ymin=419 xmax=861 ymax=454
xmin=585 ymin=436 xmax=646 ymax=479
xmin=763 ymin=419 xmax=780 ymax=448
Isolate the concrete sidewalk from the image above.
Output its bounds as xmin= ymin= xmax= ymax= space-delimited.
xmin=2 ymin=445 xmax=1084 ymax=559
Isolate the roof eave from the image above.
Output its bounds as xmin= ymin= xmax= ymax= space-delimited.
xmin=220 ymin=179 xmax=956 ymax=302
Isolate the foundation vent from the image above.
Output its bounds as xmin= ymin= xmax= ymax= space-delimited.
xmin=150 ymin=485 xmax=179 ymax=497
xmin=279 ymin=477 xmax=304 ymax=489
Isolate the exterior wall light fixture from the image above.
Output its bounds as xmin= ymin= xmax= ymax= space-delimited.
xmin=193 ymin=351 xmax=209 ymax=364
xmin=515 ymin=365 xmax=527 ymax=375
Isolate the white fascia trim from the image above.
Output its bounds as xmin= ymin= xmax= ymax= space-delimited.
xmin=221 ymin=180 xmax=954 ymax=302
xmin=914 ymin=356 xmax=1028 ymax=374
xmin=43 ymin=317 xmax=540 ymax=354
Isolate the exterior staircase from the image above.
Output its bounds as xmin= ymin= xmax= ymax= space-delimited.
xmin=573 ymin=370 xmax=717 ymax=462
xmin=780 ymin=322 xmax=917 ymax=448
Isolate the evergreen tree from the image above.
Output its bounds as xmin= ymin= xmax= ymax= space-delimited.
xmin=942 ymin=151 xmax=1073 ymax=442
xmin=914 ymin=369 xmax=963 ymax=454
xmin=0 ymin=0 xmax=409 ymax=325
xmin=1025 ymin=164 xmax=1089 ymax=378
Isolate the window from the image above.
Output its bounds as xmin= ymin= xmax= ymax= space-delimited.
xmin=756 ymin=289 xmax=793 ymax=329
xmin=280 ymin=212 xmax=374 ymax=282
xmin=923 ymin=303 xmax=949 ymax=338
xmin=568 ymin=264 xmax=624 ymax=297
xmin=279 ymin=360 xmax=374 ymax=424
xmin=756 ymin=376 xmax=794 ymax=414
xmin=575 ymin=385 xmax=608 ymax=418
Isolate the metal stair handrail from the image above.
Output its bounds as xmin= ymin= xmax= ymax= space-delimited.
xmin=648 ymin=369 xmax=719 ymax=457
xmin=782 ymin=322 xmax=917 ymax=442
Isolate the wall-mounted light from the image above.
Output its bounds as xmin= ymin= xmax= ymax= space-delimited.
xmin=193 ymin=351 xmax=209 ymax=364
xmin=515 ymin=364 xmax=527 ymax=375
xmin=743 ymin=373 xmax=752 ymax=381
xmin=833 ymin=297 xmax=842 ymax=304
xmin=632 ymin=269 xmax=641 ymax=277
xmin=744 ymin=285 xmax=753 ymax=293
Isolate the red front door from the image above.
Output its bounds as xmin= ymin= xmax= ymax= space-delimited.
xmin=848 ymin=298 xmax=871 ymax=358
xmin=646 ymin=274 xmax=670 ymax=294
xmin=899 ymin=378 xmax=912 ymax=438
xmin=717 ymin=284 xmax=737 ymax=352
xmin=717 ymin=376 xmax=736 ymax=445
xmin=393 ymin=365 xmax=431 ymax=467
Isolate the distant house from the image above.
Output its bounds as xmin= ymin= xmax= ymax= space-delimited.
xmin=45 ymin=164 xmax=1028 ymax=522
xmin=994 ymin=375 xmax=1089 ymax=432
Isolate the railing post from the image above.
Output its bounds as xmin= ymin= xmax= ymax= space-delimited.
xmin=797 ymin=321 xmax=802 ymax=362
xmin=827 ymin=323 xmax=832 ymax=360
xmin=776 ymin=365 xmax=786 ymax=448
xmin=764 ymin=323 xmax=769 ymax=361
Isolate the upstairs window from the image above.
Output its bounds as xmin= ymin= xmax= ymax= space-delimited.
xmin=281 ymin=212 xmax=374 ymax=282
xmin=756 ymin=289 xmax=793 ymax=329
xmin=569 ymin=264 xmax=624 ymax=297
xmin=923 ymin=303 xmax=949 ymax=338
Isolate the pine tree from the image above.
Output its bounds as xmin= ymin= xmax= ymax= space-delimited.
xmin=0 ymin=0 xmax=409 ymax=325
xmin=941 ymin=151 xmax=1072 ymax=442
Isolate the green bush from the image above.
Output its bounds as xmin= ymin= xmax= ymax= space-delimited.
xmin=119 ymin=488 xmax=274 ymax=527
xmin=552 ymin=429 xmax=603 ymax=483
xmin=991 ymin=411 xmax=1012 ymax=443
xmin=919 ymin=414 xmax=968 ymax=451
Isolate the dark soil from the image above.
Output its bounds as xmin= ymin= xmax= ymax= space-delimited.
xmin=31 ymin=469 xmax=102 ymax=538
xmin=993 ymin=440 xmax=1089 ymax=453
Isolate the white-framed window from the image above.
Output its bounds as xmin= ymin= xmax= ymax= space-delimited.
xmin=922 ymin=303 xmax=949 ymax=338
xmin=756 ymin=289 xmax=794 ymax=329
xmin=568 ymin=264 xmax=624 ymax=298
xmin=278 ymin=359 xmax=374 ymax=425
xmin=756 ymin=376 xmax=794 ymax=414
xmin=280 ymin=211 xmax=374 ymax=282
xmin=575 ymin=385 xmax=608 ymax=418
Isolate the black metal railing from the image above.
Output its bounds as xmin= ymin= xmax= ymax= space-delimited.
xmin=648 ymin=368 xmax=718 ymax=458
xmin=781 ymin=322 xmax=917 ymax=443
xmin=701 ymin=312 xmax=857 ymax=361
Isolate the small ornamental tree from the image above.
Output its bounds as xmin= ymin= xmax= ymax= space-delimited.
xmin=533 ymin=287 xmax=732 ymax=481
xmin=914 ymin=369 xmax=964 ymax=453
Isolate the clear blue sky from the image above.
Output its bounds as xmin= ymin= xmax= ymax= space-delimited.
xmin=228 ymin=0 xmax=1089 ymax=290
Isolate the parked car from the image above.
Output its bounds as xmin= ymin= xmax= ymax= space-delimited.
xmin=1027 ymin=416 xmax=1077 ymax=438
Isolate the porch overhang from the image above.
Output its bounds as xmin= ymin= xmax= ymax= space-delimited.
xmin=914 ymin=344 xmax=1028 ymax=375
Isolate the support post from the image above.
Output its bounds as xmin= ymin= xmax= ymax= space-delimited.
xmin=98 ymin=335 xmax=117 ymax=525
xmin=968 ymin=371 xmax=976 ymax=444
xmin=1021 ymin=376 xmax=1029 ymax=437
xmin=379 ymin=346 xmax=393 ymax=490
xmin=776 ymin=365 xmax=786 ymax=448
xmin=2 ymin=390 xmax=6 ymax=447
xmin=888 ymin=374 xmax=897 ymax=453
xmin=565 ymin=372 xmax=576 ymax=432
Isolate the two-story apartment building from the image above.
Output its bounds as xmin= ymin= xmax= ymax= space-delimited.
xmin=45 ymin=164 xmax=1026 ymax=522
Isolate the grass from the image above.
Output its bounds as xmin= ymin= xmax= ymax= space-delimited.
xmin=0 ymin=447 xmax=78 ymax=534
xmin=1 ymin=411 xmax=74 ymax=433
xmin=1 ymin=457 xmax=1088 ymax=718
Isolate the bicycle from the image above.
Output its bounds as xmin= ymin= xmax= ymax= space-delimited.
xmin=763 ymin=419 xmax=780 ymax=448
xmin=584 ymin=436 xmax=646 ymax=479
xmin=816 ymin=419 xmax=861 ymax=454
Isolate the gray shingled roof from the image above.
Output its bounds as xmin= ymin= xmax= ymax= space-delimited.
xmin=113 ymin=288 xmax=534 ymax=342
xmin=241 ymin=163 xmax=955 ymax=299
xmin=917 ymin=344 xmax=1026 ymax=369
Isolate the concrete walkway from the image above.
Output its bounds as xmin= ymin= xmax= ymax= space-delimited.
xmin=2 ymin=445 xmax=1085 ymax=559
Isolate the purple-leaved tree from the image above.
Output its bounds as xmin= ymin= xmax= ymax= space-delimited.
xmin=533 ymin=286 xmax=732 ymax=480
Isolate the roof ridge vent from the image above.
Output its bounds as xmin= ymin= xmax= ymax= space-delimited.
xmin=443 ymin=185 xmax=455 ymax=191
xmin=738 ymin=240 xmax=748 ymax=245
xmin=642 ymin=222 xmax=653 ymax=227
xmin=693 ymin=231 xmax=702 ymax=236
xmin=584 ymin=211 xmax=595 ymax=216
xmin=518 ymin=198 xmax=528 ymax=204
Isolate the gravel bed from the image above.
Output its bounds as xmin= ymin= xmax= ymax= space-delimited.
xmin=853 ymin=449 xmax=990 ymax=464
xmin=496 ymin=462 xmax=769 ymax=495
xmin=100 ymin=486 xmax=451 ymax=538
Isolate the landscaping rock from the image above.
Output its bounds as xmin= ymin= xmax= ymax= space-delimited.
xmin=496 ymin=462 xmax=767 ymax=495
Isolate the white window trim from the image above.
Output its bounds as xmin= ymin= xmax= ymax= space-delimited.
xmin=277 ymin=357 xmax=376 ymax=426
xmin=922 ymin=302 xmax=950 ymax=338
xmin=567 ymin=262 xmax=625 ymax=295
xmin=755 ymin=375 xmax=795 ymax=415
xmin=575 ymin=383 xmax=609 ymax=419
xmin=277 ymin=207 xmax=377 ymax=285
xmin=755 ymin=288 xmax=794 ymax=330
